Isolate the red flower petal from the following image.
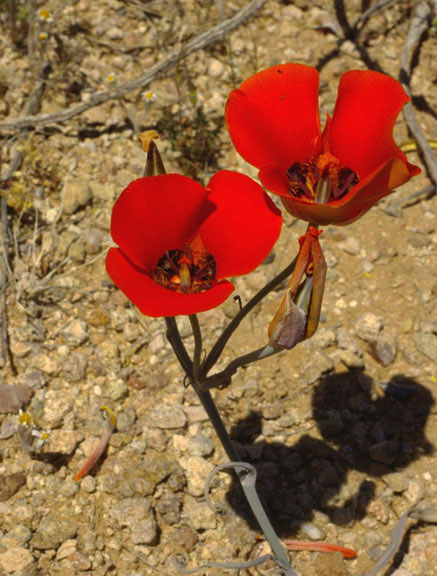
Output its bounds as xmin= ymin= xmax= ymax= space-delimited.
xmin=329 ymin=70 xmax=419 ymax=179
xmin=200 ymin=171 xmax=282 ymax=279
xmin=106 ymin=248 xmax=234 ymax=317
xmin=259 ymin=163 xmax=290 ymax=197
xmin=280 ymin=156 xmax=410 ymax=226
xmin=226 ymin=64 xmax=322 ymax=170
xmin=110 ymin=175 xmax=215 ymax=272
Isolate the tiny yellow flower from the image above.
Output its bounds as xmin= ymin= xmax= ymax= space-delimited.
xmin=39 ymin=32 xmax=48 ymax=41
xmin=143 ymin=90 xmax=156 ymax=103
xmin=107 ymin=73 xmax=116 ymax=84
xmin=18 ymin=409 xmax=32 ymax=426
xmin=38 ymin=8 xmax=53 ymax=22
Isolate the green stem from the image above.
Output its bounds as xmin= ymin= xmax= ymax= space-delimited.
xmin=201 ymin=254 xmax=298 ymax=377
xmin=201 ymin=344 xmax=282 ymax=390
xmin=189 ymin=314 xmax=202 ymax=383
xmin=165 ymin=317 xmax=193 ymax=376
xmin=192 ymin=384 xmax=295 ymax=574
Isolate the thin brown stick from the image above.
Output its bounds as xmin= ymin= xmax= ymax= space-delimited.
xmin=400 ymin=1 xmax=437 ymax=188
xmin=0 ymin=0 xmax=266 ymax=133
xmin=354 ymin=0 xmax=396 ymax=34
xmin=0 ymin=62 xmax=51 ymax=370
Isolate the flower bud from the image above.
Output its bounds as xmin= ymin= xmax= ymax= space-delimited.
xmin=268 ymin=226 xmax=326 ymax=349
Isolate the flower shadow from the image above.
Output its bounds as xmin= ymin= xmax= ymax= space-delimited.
xmin=224 ymin=372 xmax=434 ymax=537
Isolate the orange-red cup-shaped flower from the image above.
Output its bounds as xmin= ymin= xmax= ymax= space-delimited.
xmin=106 ymin=172 xmax=282 ymax=317
xmin=226 ymin=64 xmax=420 ymax=226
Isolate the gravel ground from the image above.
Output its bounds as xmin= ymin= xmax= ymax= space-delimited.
xmin=0 ymin=1 xmax=435 ymax=575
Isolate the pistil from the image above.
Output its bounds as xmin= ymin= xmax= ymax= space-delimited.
xmin=287 ymin=153 xmax=359 ymax=203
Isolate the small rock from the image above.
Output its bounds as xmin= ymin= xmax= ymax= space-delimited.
xmin=149 ymin=333 xmax=166 ymax=354
xmin=373 ymin=332 xmax=397 ymax=366
xmin=33 ymin=353 xmax=60 ymax=375
xmin=324 ymin=250 xmax=338 ymax=268
xmin=300 ymin=522 xmax=324 ymax=540
xmin=413 ymin=332 xmax=436 ymax=361
xmin=339 ymin=236 xmax=360 ymax=255
xmin=89 ymin=181 xmax=117 ymax=202
xmin=107 ymin=378 xmax=127 ymax=400
xmin=314 ymin=551 xmax=348 ymax=576
xmin=59 ymin=477 xmax=79 ymax=498
xmin=85 ymin=228 xmax=104 ymax=255
xmin=179 ymin=456 xmax=215 ymax=497
xmin=0 ymin=473 xmax=26 ymax=501
xmin=173 ymin=524 xmax=198 ymax=552
xmin=208 ymin=58 xmax=225 ymax=78
xmin=318 ymin=410 xmax=343 ymax=436
xmin=184 ymin=495 xmax=216 ymax=530
xmin=263 ymin=403 xmax=284 ymax=420
xmin=355 ymin=313 xmax=384 ymax=343
xmin=367 ymin=498 xmax=390 ymax=524
xmin=0 ymin=384 xmax=33 ymax=413
xmin=31 ymin=515 xmax=78 ymax=550
xmin=0 ymin=418 xmax=18 ymax=439
xmin=114 ymin=497 xmax=158 ymax=545
xmin=385 ymin=199 xmax=403 ymax=217
xmin=404 ymin=478 xmax=424 ymax=504
xmin=22 ymin=370 xmax=47 ymax=389
xmin=46 ymin=430 xmax=83 ymax=455
xmin=10 ymin=341 xmax=32 ymax=358
xmin=106 ymin=26 xmax=124 ymax=40
xmin=184 ymin=405 xmax=209 ymax=423
xmin=63 ymin=319 xmax=89 ymax=346
xmin=56 ymin=538 xmax=77 ymax=561
xmin=62 ymin=352 xmax=88 ymax=382
xmin=80 ymin=475 xmax=96 ymax=493
xmin=97 ymin=340 xmax=119 ymax=363
xmin=150 ymin=405 xmax=186 ymax=429
xmin=0 ymin=547 xmax=34 ymax=573
xmin=384 ymin=472 xmax=408 ymax=493
xmin=156 ymin=493 xmax=181 ymax=525
xmin=362 ymin=260 xmax=374 ymax=273
xmin=41 ymin=391 xmax=73 ymax=428
xmin=302 ymin=350 xmax=334 ymax=385
xmin=0 ymin=525 xmax=31 ymax=548
xmin=188 ymin=434 xmax=214 ymax=457
xmin=123 ymin=322 xmax=141 ymax=342
xmin=337 ymin=327 xmax=362 ymax=354
xmin=369 ymin=440 xmax=399 ymax=465
xmin=334 ymin=349 xmax=365 ymax=370
xmin=63 ymin=178 xmax=92 ymax=215
xmin=313 ymin=328 xmax=337 ymax=349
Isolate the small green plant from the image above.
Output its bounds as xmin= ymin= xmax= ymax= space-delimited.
xmin=157 ymin=105 xmax=223 ymax=183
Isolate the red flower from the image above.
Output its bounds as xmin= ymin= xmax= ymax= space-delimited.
xmin=226 ymin=64 xmax=420 ymax=226
xmin=106 ymin=172 xmax=282 ymax=317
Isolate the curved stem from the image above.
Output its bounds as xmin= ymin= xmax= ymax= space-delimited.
xmin=189 ymin=314 xmax=203 ymax=383
xmin=192 ymin=385 xmax=296 ymax=575
xmin=201 ymin=254 xmax=298 ymax=377
xmin=165 ymin=317 xmax=193 ymax=376
xmin=201 ymin=344 xmax=282 ymax=390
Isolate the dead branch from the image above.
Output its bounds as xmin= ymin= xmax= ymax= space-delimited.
xmin=400 ymin=1 xmax=437 ymax=188
xmin=0 ymin=0 xmax=266 ymax=133
xmin=354 ymin=0 xmax=396 ymax=35
xmin=0 ymin=62 xmax=51 ymax=371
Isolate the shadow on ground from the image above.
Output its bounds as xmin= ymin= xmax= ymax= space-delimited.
xmin=224 ymin=372 xmax=434 ymax=537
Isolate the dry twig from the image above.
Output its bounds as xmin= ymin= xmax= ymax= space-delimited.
xmin=400 ymin=1 xmax=437 ymax=188
xmin=0 ymin=62 xmax=51 ymax=369
xmin=0 ymin=0 xmax=266 ymax=133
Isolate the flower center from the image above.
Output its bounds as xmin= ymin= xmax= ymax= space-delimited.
xmin=287 ymin=153 xmax=359 ymax=203
xmin=153 ymin=241 xmax=217 ymax=294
